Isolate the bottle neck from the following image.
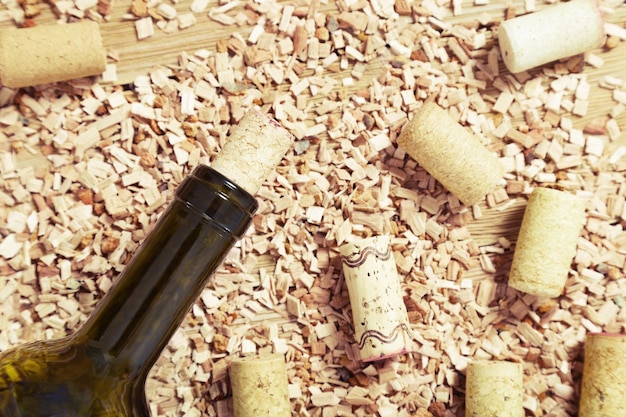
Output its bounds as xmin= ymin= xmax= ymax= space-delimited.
xmin=75 ymin=166 xmax=258 ymax=378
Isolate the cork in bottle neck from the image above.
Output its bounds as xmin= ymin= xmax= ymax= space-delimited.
xmin=176 ymin=165 xmax=259 ymax=239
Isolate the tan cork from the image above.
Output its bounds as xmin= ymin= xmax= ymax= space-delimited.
xmin=499 ymin=0 xmax=605 ymax=73
xmin=579 ymin=333 xmax=626 ymax=416
xmin=211 ymin=109 xmax=294 ymax=196
xmin=466 ymin=360 xmax=524 ymax=417
xmin=508 ymin=187 xmax=587 ymax=298
xmin=230 ymin=354 xmax=291 ymax=417
xmin=0 ymin=21 xmax=107 ymax=88
xmin=397 ymin=102 xmax=504 ymax=206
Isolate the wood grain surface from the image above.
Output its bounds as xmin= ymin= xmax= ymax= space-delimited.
xmin=1 ymin=2 xmax=625 ymax=415
xmin=2 ymin=0 xmax=624 ymax=281
xmin=1 ymin=0 xmax=624 ymax=128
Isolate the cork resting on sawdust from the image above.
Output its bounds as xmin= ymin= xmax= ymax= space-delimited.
xmin=230 ymin=354 xmax=291 ymax=417
xmin=579 ymin=333 xmax=626 ymax=417
xmin=508 ymin=187 xmax=586 ymax=298
xmin=397 ymin=102 xmax=504 ymax=206
xmin=498 ymin=0 xmax=605 ymax=73
xmin=211 ymin=109 xmax=294 ymax=196
xmin=465 ymin=360 xmax=524 ymax=417
xmin=339 ymin=235 xmax=413 ymax=362
xmin=0 ymin=21 xmax=107 ymax=88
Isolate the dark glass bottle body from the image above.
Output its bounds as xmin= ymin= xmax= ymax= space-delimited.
xmin=0 ymin=166 xmax=258 ymax=417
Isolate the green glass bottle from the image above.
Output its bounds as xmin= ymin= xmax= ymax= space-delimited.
xmin=0 ymin=109 xmax=294 ymax=417
xmin=0 ymin=166 xmax=257 ymax=416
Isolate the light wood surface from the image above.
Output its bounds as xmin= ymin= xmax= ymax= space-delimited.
xmin=2 ymin=0 xmax=624 ymax=280
xmin=0 ymin=3 xmax=625 ymax=414
xmin=1 ymin=0 xmax=625 ymax=130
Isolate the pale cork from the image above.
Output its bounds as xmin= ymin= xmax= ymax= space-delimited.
xmin=230 ymin=354 xmax=290 ymax=417
xmin=397 ymin=102 xmax=504 ymax=206
xmin=211 ymin=109 xmax=294 ymax=196
xmin=339 ymin=235 xmax=413 ymax=362
xmin=0 ymin=21 xmax=106 ymax=88
xmin=498 ymin=0 xmax=605 ymax=73
xmin=508 ymin=187 xmax=586 ymax=298
xmin=466 ymin=361 xmax=524 ymax=417
xmin=579 ymin=333 xmax=626 ymax=417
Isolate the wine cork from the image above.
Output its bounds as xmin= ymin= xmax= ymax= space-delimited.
xmin=397 ymin=102 xmax=504 ymax=206
xmin=339 ymin=235 xmax=413 ymax=362
xmin=466 ymin=361 xmax=524 ymax=417
xmin=211 ymin=109 xmax=294 ymax=196
xmin=0 ymin=21 xmax=107 ymax=88
xmin=508 ymin=187 xmax=586 ymax=298
xmin=579 ymin=333 xmax=626 ymax=417
xmin=230 ymin=354 xmax=290 ymax=417
xmin=498 ymin=0 xmax=605 ymax=73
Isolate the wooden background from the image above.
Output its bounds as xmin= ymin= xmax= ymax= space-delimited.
xmin=1 ymin=1 xmax=625 ymax=415
xmin=1 ymin=0 xmax=625 ymax=282
xmin=1 ymin=0 xmax=624 ymax=124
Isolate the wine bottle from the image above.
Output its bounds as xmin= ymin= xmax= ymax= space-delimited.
xmin=0 ymin=109 xmax=293 ymax=417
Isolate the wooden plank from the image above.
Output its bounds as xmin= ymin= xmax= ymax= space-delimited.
xmin=1 ymin=1 xmax=624 ymax=130
xmin=1 ymin=1 xmax=625 ymax=416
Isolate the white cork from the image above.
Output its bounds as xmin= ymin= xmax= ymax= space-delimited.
xmin=498 ymin=0 xmax=605 ymax=73
xmin=579 ymin=333 xmax=626 ymax=417
xmin=397 ymin=102 xmax=504 ymax=206
xmin=211 ymin=109 xmax=294 ymax=196
xmin=508 ymin=187 xmax=586 ymax=298
xmin=466 ymin=361 xmax=524 ymax=417
xmin=0 ymin=21 xmax=107 ymax=88
xmin=230 ymin=354 xmax=291 ymax=417
xmin=339 ymin=235 xmax=413 ymax=362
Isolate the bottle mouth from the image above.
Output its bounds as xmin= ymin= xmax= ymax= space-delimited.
xmin=176 ymin=165 xmax=259 ymax=238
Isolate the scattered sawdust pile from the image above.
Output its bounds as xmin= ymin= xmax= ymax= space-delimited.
xmin=0 ymin=0 xmax=625 ymax=416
